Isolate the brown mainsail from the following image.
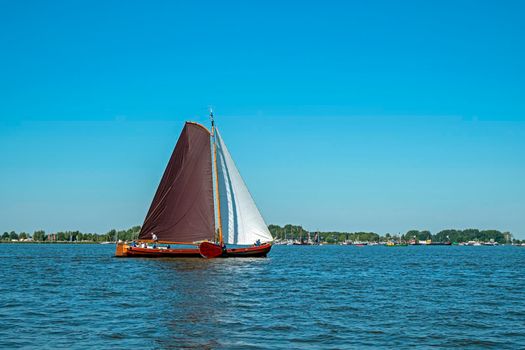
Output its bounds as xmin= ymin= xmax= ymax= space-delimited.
xmin=138 ymin=122 xmax=215 ymax=243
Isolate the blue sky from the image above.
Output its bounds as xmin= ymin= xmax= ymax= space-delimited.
xmin=1 ymin=1 xmax=524 ymax=237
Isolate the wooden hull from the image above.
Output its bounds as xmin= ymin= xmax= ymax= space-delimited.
xmin=226 ymin=243 xmax=272 ymax=257
xmin=115 ymin=243 xmax=272 ymax=258
xmin=115 ymin=244 xmax=201 ymax=258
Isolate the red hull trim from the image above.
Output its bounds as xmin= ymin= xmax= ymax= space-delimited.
xmin=120 ymin=246 xmax=201 ymax=258
xmin=116 ymin=243 xmax=272 ymax=258
xmin=226 ymin=243 xmax=272 ymax=257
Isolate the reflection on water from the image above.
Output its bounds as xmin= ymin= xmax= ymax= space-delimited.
xmin=1 ymin=244 xmax=525 ymax=349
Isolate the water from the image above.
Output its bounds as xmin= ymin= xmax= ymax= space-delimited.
xmin=1 ymin=244 xmax=524 ymax=349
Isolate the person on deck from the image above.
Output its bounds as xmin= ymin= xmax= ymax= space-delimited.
xmin=255 ymin=239 xmax=261 ymax=246
xmin=152 ymin=233 xmax=158 ymax=242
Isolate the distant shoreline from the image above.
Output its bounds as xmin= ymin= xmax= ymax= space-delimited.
xmin=0 ymin=241 xmax=105 ymax=244
xmin=1 ymin=241 xmax=523 ymax=247
xmin=2 ymin=225 xmax=523 ymax=245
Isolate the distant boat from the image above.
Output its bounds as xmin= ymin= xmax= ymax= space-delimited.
xmin=429 ymin=242 xmax=452 ymax=246
xmin=353 ymin=234 xmax=367 ymax=247
xmin=116 ymin=112 xmax=273 ymax=258
xmin=386 ymin=240 xmax=408 ymax=247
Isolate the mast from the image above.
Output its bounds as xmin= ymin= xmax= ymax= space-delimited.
xmin=211 ymin=109 xmax=224 ymax=245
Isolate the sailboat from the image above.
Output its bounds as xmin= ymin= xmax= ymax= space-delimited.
xmin=115 ymin=112 xmax=274 ymax=258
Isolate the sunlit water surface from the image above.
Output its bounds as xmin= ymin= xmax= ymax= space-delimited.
xmin=1 ymin=244 xmax=524 ymax=349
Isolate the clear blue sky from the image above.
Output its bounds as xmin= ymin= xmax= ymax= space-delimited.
xmin=1 ymin=1 xmax=524 ymax=237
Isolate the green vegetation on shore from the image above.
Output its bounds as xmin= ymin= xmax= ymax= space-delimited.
xmin=1 ymin=226 xmax=141 ymax=243
xmin=1 ymin=225 xmax=521 ymax=244
xmin=268 ymin=225 xmax=519 ymax=244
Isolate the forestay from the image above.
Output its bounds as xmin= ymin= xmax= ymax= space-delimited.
xmin=215 ymin=129 xmax=273 ymax=245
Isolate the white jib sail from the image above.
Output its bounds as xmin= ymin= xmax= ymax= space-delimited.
xmin=215 ymin=129 xmax=273 ymax=245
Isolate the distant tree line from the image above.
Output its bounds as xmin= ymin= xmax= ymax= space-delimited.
xmin=268 ymin=225 xmax=519 ymax=244
xmin=401 ymin=229 xmax=514 ymax=244
xmin=1 ymin=225 xmax=521 ymax=244
xmin=1 ymin=226 xmax=141 ymax=243
xmin=268 ymin=224 xmax=387 ymax=243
